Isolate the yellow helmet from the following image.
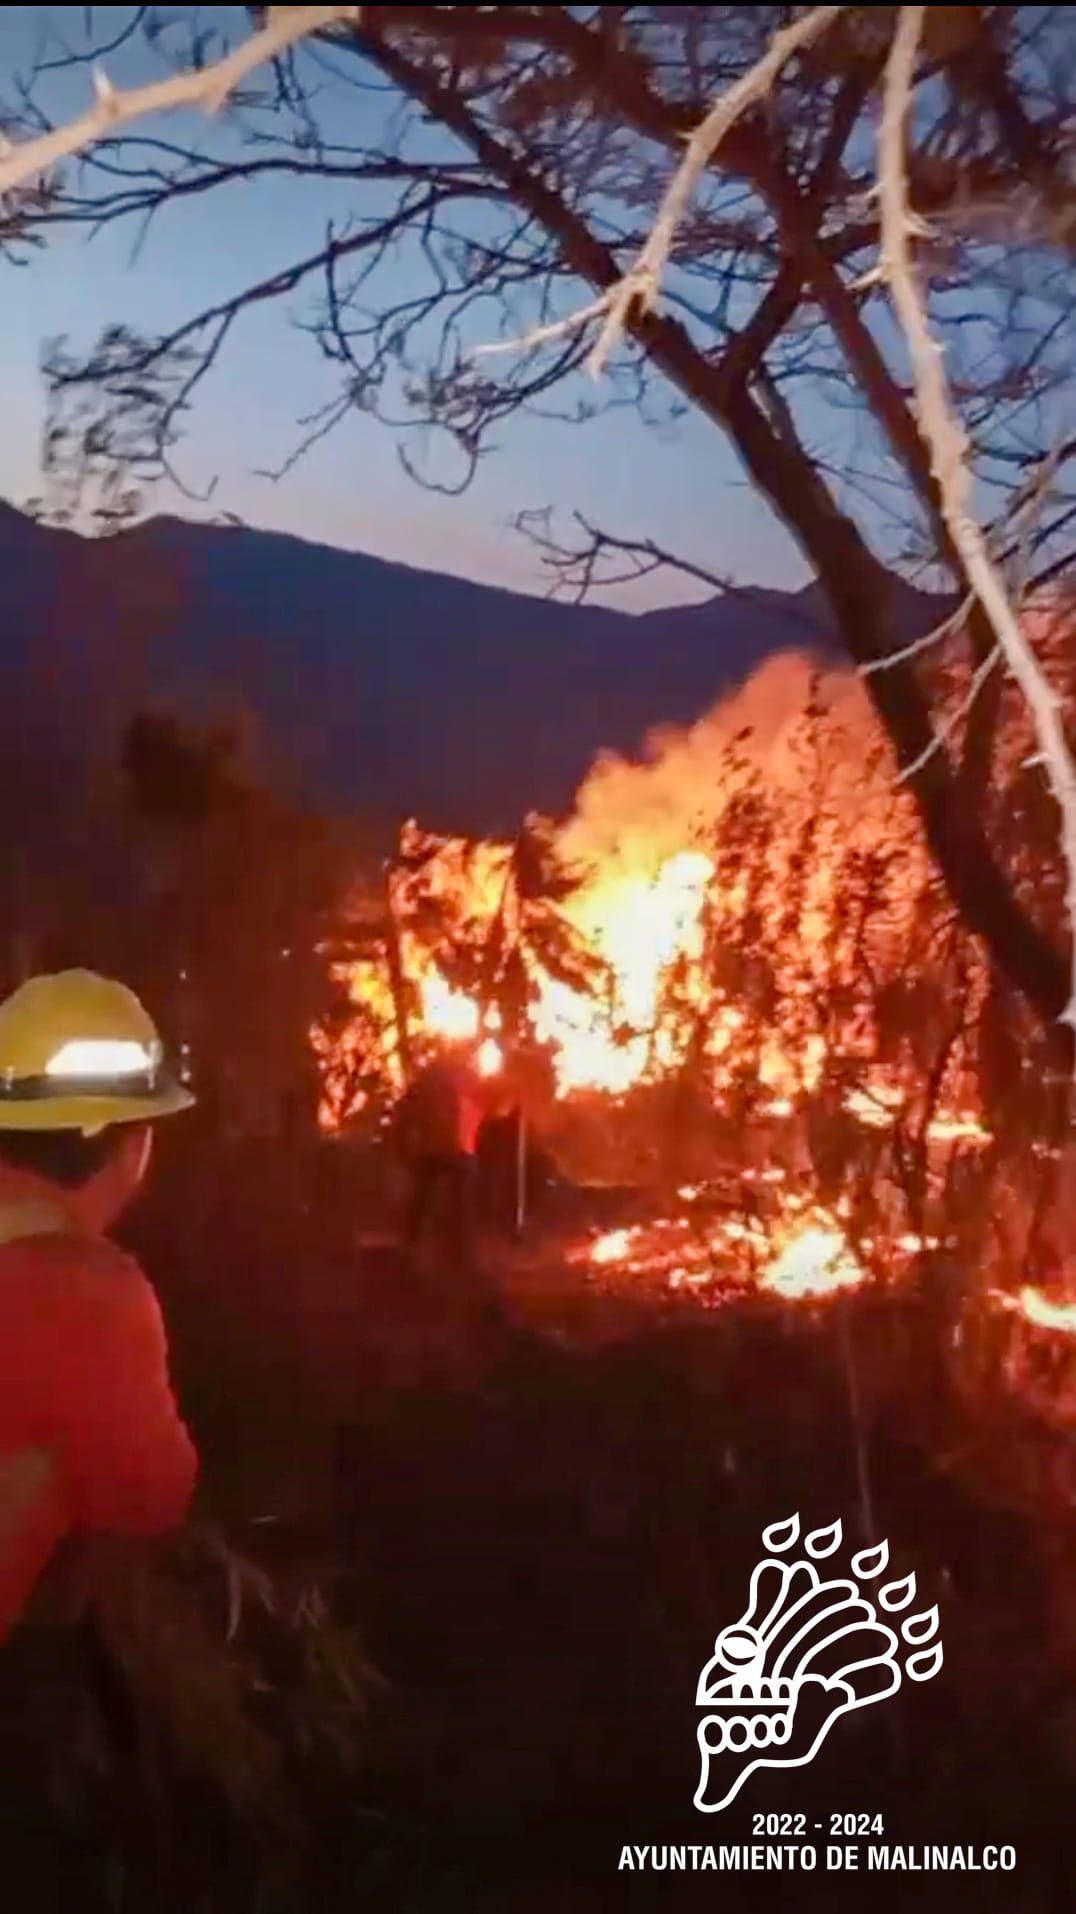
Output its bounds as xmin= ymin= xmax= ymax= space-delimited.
xmin=0 ymin=971 xmax=194 ymax=1136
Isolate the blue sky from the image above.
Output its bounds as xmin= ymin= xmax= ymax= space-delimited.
xmin=0 ymin=6 xmax=819 ymax=606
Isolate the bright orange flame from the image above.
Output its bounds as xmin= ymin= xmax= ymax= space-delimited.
xmin=580 ymin=1207 xmax=869 ymax=1308
xmin=331 ymin=835 xmax=842 ymax=1108
xmin=316 ymin=662 xmax=986 ymax=1158
xmin=477 ymin=1036 xmax=503 ymax=1078
xmin=999 ymin=1285 xmax=1076 ymax=1336
xmin=841 ymin=1085 xmax=903 ymax=1130
xmin=924 ymin=1111 xmax=992 ymax=1146
xmin=528 ymin=849 xmax=715 ymax=1095
xmin=420 ymin=972 xmax=480 ymax=1042
xmin=588 ymin=1226 xmax=638 ymax=1266
xmin=760 ymin=1223 xmax=867 ymax=1300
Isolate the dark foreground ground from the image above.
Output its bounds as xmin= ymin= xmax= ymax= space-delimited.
xmin=5 ymin=1136 xmax=1075 ymax=1912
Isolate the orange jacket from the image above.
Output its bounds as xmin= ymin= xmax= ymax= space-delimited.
xmin=0 ymin=1165 xmax=197 ymax=1642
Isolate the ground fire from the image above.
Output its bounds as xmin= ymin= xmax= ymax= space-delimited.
xmin=576 ymin=1208 xmax=870 ymax=1302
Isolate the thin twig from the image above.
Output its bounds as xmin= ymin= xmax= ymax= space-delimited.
xmin=0 ymin=7 xmax=361 ymax=200
xmin=467 ymin=7 xmax=844 ymax=377
xmin=861 ymin=593 xmax=974 ymax=675
xmin=879 ymin=4 xmax=1076 ymax=1038
xmin=472 ymin=293 xmax=613 ymax=359
xmin=585 ymin=5 xmax=846 ymax=376
xmin=898 ymin=643 xmax=1002 ymax=786
xmin=1006 ymin=441 xmax=1064 ymax=598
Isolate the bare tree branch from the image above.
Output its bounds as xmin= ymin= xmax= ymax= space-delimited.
xmin=472 ymin=292 xmax=614 ymax=360
xmin=898 ymin=642 xmax=1003 ymax=786
xmin=515 ymin=506 xmax=824 ymax=638
xmin=586 ymin=5 xmax=846 ymax=376
xmin=879 ymin=3 xmax=1076 ymax=1038
xmin=0 ymin=5 xmax=361 ymax=201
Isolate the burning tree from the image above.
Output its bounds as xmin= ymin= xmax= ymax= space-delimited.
xmin=315 ymin=812 xmax=603 ymax=1129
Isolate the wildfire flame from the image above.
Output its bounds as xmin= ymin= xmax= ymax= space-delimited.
xmin=535 ymin=848 xmax=715 ymax=1094
xmin=589 ymin=1227 xmax=638 ymax=1267
xmin=579 ymin=1207 xmax=870 ymax=1307
xmin=760 ymin=1223 xmax=867 ymax=1301
xmin=316 ymin=654 xmax=998 ymax=1312
xmin=320 ymin=656 xmax=992 ymax=1135
xmin=419 ymin=971 xmax=481 ymax=1043
xmin=476 ymin=1036 xmax=504 ymax=1078
xmin=992 ymin=1285 xmax=1076 ymax=1338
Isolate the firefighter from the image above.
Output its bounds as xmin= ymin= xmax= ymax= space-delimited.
xmin=0 ymin=970 xmax=198 ymax=1644
xmin=394 ymin=1041 xmax=488 ymax=1274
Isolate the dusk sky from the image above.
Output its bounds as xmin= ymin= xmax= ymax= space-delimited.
xmin=0 ymin=6 xmax=815 ymax=607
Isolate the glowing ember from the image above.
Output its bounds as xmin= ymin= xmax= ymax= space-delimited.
xmin=476 ymin=1036 xmax=503 ymax=1078
xmin=840 ymin=1086 xmax=992 ymax=1147
xmin=589 ymin=1227 xmax=637 ymax=1267
xmin=580 ymin=1216 xmax=733 ymax=1285
xmin=578 ymin=1206 xmax=870 ymax=1309
xmin=924 ymin=1111 xmax=992 ymax=1147
xmin=994 ymin=1286 xmax=1076 ymax=1337
xmin=668 ymin=1269 xmax=714 ymax=1292
xmin=581 ymin=1218 xmax=724 ymax=1278
xmin=760 ymin=1224 xmax=867 ymax=1301
xmin=841 ymin=1085 xmax=904 ymax=1130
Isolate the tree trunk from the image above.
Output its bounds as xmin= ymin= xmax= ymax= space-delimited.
xmin=383 ymin=851 xmax=413 ymax=1088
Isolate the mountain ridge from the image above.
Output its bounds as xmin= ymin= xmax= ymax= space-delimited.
xmin=0 ymin=502 xmax=941 ymax=836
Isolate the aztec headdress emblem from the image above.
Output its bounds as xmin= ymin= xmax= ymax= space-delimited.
xmin=695 ymin=1513 xmax=943 ymax=1812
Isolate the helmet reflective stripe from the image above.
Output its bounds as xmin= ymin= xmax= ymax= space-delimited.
xmin=0 ymin=971 xmax=193 ymax=1131
xmin=45 ymin=1039 xmax=160 ymax=1080
xmin=0 ymin=1071 xmax=160 ymax=1103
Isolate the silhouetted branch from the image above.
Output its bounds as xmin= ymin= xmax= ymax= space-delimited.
xmin=0 ymin=6 xmax=361 ymax=200
xmin=515 ymin=508 xmax=820 ymax=639
xmin=586 ymin=5 xmax=846 ymax=376
xmin=880 ymin=3 xmax=1076 ymax=1037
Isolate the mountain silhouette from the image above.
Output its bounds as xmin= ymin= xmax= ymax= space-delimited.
xmin=0 ymin=502 xmax=942 ymax=836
